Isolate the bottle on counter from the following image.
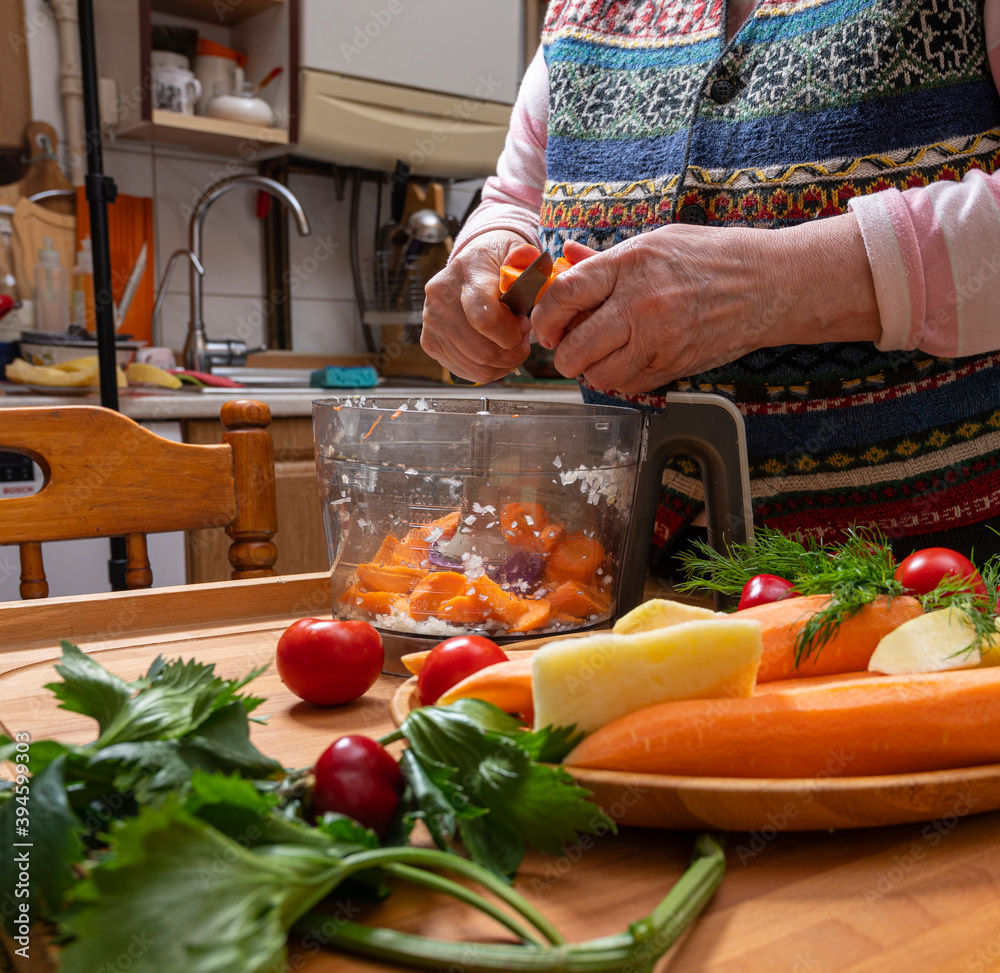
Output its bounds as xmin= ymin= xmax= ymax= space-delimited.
xmin=70 ymin=238 xmax=96 ymax=332
xmin=33 ymin=236 xmax=69 ymax=333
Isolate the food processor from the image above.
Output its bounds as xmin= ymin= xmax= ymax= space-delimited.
xmin=313 ymin=392 xmax=752 ymax=674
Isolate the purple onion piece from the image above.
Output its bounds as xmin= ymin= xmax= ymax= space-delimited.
xmin=428 ymin=549 xmax=464 ymax=571
xmin=491 ymin=550 xmax=545 ymax=587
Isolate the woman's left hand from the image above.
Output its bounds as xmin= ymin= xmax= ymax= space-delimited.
xmin=530 ymin=214 xmax=881 ymax=395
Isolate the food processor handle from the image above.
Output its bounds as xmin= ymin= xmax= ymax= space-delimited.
xmin=618 ymin=392 xmax=754 ymax=613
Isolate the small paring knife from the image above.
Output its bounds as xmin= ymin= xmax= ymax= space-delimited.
xmin=499 ymin=250 xmax=554 ymax=317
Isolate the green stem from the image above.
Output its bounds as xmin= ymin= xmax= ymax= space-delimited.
xmin=341 ymin=846 xmax=565 ymax=946
xmin=384 ymin=862 xmax=548 ymax=947
xmin=378 ymin=729 xmax=404 ymax=745
xmin=301 ymin=833 xmax=725 ymax=973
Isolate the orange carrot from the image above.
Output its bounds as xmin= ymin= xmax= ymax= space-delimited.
xmin=566 ymin=667 xmax=1000 ymax=778
xmin=437 ymin=653 xmax=535 ymax=712
xmin=736 ymin=594 xmax=924 ymax=683
xmin=500 ymin=503 xmax=564 ymax=552
xmin=408 ymin=571 xmax=471 ymax=619
xmin=356 ymin=562 xmax=426 ymax=594
xmin=349 ymin=588 xmax=397 ymax=616
xmin=508 ymin=598 xmax=552 ymax=633
xmin=546 ymin=580 xmax=610 ymax=619
xmin=546 ymin=532 xmax=606 ymax=585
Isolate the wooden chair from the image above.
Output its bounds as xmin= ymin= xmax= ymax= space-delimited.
xmin=0 ymin=399 xmax=278 ymax=599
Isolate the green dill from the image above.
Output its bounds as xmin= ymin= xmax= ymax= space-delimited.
xmin=676 ymin=527 xmax=999 ymax=663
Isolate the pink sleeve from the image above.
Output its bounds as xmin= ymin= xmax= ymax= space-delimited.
xmin=451 ymin=46 xmax=548 ymax=256
xmin=848 ymin=0 xmax=1000 ymax=358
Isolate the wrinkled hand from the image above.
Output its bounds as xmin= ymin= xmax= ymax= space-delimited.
xmin=531 ymin=218 xmax=880 ymax=395
xmin=420 ymin=232 xmax=540 ymax=384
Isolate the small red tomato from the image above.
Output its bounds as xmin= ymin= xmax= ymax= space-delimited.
xmin=276 ymin=618 xmax=383 ymax=705
xmin=737 ymin=574 xmax=799 ymax=611
xmin=312 ymin=735 xmax=404 ymax=837
xmin=894 ymin=547 xmax=988 ymax=599
xmin=417 ymin=635 xmax=508 ymax=705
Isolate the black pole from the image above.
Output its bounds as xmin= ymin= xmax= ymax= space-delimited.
xmin=78 ymin=0 xmax=127 ymax=590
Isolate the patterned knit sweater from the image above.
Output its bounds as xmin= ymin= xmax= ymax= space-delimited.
xmin=456 ymin=0 xmax=1000 ymax=550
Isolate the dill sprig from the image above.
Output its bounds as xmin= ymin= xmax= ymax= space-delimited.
xmin=919 ymin=558 xmax=1000 ymax=661
xmin=675 ymin=526 xmax=998 ymax=663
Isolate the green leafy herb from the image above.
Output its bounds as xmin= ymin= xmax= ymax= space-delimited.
xmin=57 ymin=796 xmax=723 ymax=973
xmin=0 ymin=642 xmax=281 ymax=935
xmin=393 ymin=698 xmax=606 ymax=879
xmin=677 ymin=526 xmax=1000 ymax=662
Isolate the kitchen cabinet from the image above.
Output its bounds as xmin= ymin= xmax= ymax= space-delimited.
xmin=182 ymin=414 xmax=328 ymax=583
xmin=93 ymin=0 xmax=297 ymax=156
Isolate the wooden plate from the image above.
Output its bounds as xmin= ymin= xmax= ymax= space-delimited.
xmin=390 ymin=677 xmax=1000 ymax=832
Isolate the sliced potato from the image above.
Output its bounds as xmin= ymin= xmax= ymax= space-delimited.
xmin=868 ymin=607 xmax=1000 ymax=674
xmin=612 ymin=597 xmax=720 ymax=634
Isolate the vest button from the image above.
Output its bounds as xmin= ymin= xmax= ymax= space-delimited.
xmin=678 ymin=204 xmax=708 ymax=226
xmin=709 ymin=78 xmax=738 ymax=104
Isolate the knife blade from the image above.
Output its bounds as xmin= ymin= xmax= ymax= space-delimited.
xmin=499 ymin=250 xmax=553 ymax=317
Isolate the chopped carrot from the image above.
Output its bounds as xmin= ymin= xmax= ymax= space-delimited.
xmin=500 ymin=502 xmax=548 ymax=543
xmin=508 ymin=598 xmax=553 ymax=633
xmin=440 ymin=594 xmax=491 ymax=626
xmin=565 ymin=667 xmax=1000 ymax=778
xmin=546 ymin=580 xmax=610 ymax=619
xmin=472 ymin=574 xmax=525 ymax=625
xmin=356 ymin=562 xmax=426 ymax=594
xmin=350 ymin=588 xmax=397 ymax=616
xmin=546 ymin=532 xmax=606 ymax=585
xmin=408 ymin=571 xmax=471 ymax=619
xmin=736 ymin=594 xmax=925 ymax=683
xmin=437 ymin=653 xmax=535 ymax=713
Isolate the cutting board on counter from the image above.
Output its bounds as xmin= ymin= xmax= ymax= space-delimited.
xmin=75 ymin=186 xmax=155 ymax=343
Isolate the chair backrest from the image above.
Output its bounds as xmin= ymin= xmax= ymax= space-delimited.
xmin=0 ymin=398 xmax=278 ymax=599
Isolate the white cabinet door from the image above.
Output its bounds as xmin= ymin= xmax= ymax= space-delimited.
xmin=300 ymin=0 xmax=524 ymax=105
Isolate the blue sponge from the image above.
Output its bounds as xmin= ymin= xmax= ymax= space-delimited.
xmin=310 ymin=366 xmax=379 ymax=388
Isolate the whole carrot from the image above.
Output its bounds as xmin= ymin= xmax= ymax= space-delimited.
xmin=737 ymin=593 xmax=924 ymax=682
xmin=566 ymin=667 xmax=1000 ymax=778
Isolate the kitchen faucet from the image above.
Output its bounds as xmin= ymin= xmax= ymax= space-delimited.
xmin=182 ymin=174 xmax=311 ymax=372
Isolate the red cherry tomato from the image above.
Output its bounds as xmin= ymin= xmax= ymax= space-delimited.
xmin=737 ymin=574 xmax=799 ymax=611
xmin=894 ymin=547 xmax=988 ymax=599
xmin=276 ymin=618 xmax=383 ymax=706
xmin=417 ymin=635 xmax=508 ymax=705
xmin=312 ymin=735 xmax=404 ymax=837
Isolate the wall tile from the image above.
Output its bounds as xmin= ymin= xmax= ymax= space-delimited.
xmin=104 ymin=145 xmax=155 ymax=198
xmin=291 ymin=299 xmax=367 ymax=355
xmin=153 ymin=153 xmax=260 ymax=295
xmin=156 ymin=291 xmax=265 ymax=352
xmin=287 ymin=172 xmax=353 ymax=301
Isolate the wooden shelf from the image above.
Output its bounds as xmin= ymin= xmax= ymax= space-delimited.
xmin=121 ymin=110 xmax=289 ymax=155
xmin=151 ymin=0 xmax=284 ymax=27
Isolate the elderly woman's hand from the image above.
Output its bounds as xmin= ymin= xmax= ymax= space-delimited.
xmin=530 ymin=214 xmax=881 ymax=395
xmin=420 ymin=232 xmax=541 ymax=384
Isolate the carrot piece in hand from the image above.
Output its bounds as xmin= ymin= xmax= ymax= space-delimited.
xmin=737 ymin=594 xmax=924 ymax=683
xmin=565 ymin=667 xmax=1000 ymax=778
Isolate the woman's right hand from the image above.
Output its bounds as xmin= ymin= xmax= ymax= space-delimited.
xmin=420 ymin=231 xmax=539 ymax=383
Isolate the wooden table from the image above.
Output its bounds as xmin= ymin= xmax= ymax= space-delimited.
xmin=3 ymin=575 xmax=999 ymax=973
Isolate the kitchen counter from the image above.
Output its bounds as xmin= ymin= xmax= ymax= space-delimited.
xmin=0 ymin=379 xmax=584 ymax=420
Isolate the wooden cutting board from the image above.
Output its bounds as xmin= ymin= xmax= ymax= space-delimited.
xmin=4 ymin=577 xmax=1000 ymax=973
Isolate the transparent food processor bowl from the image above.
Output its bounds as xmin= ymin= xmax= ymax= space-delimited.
xmin=313 ymin=396 xmax=645 ymax=649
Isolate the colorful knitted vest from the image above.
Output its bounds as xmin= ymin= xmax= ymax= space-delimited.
xmin=539 ymin=0 xmax=1000 ymax=551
